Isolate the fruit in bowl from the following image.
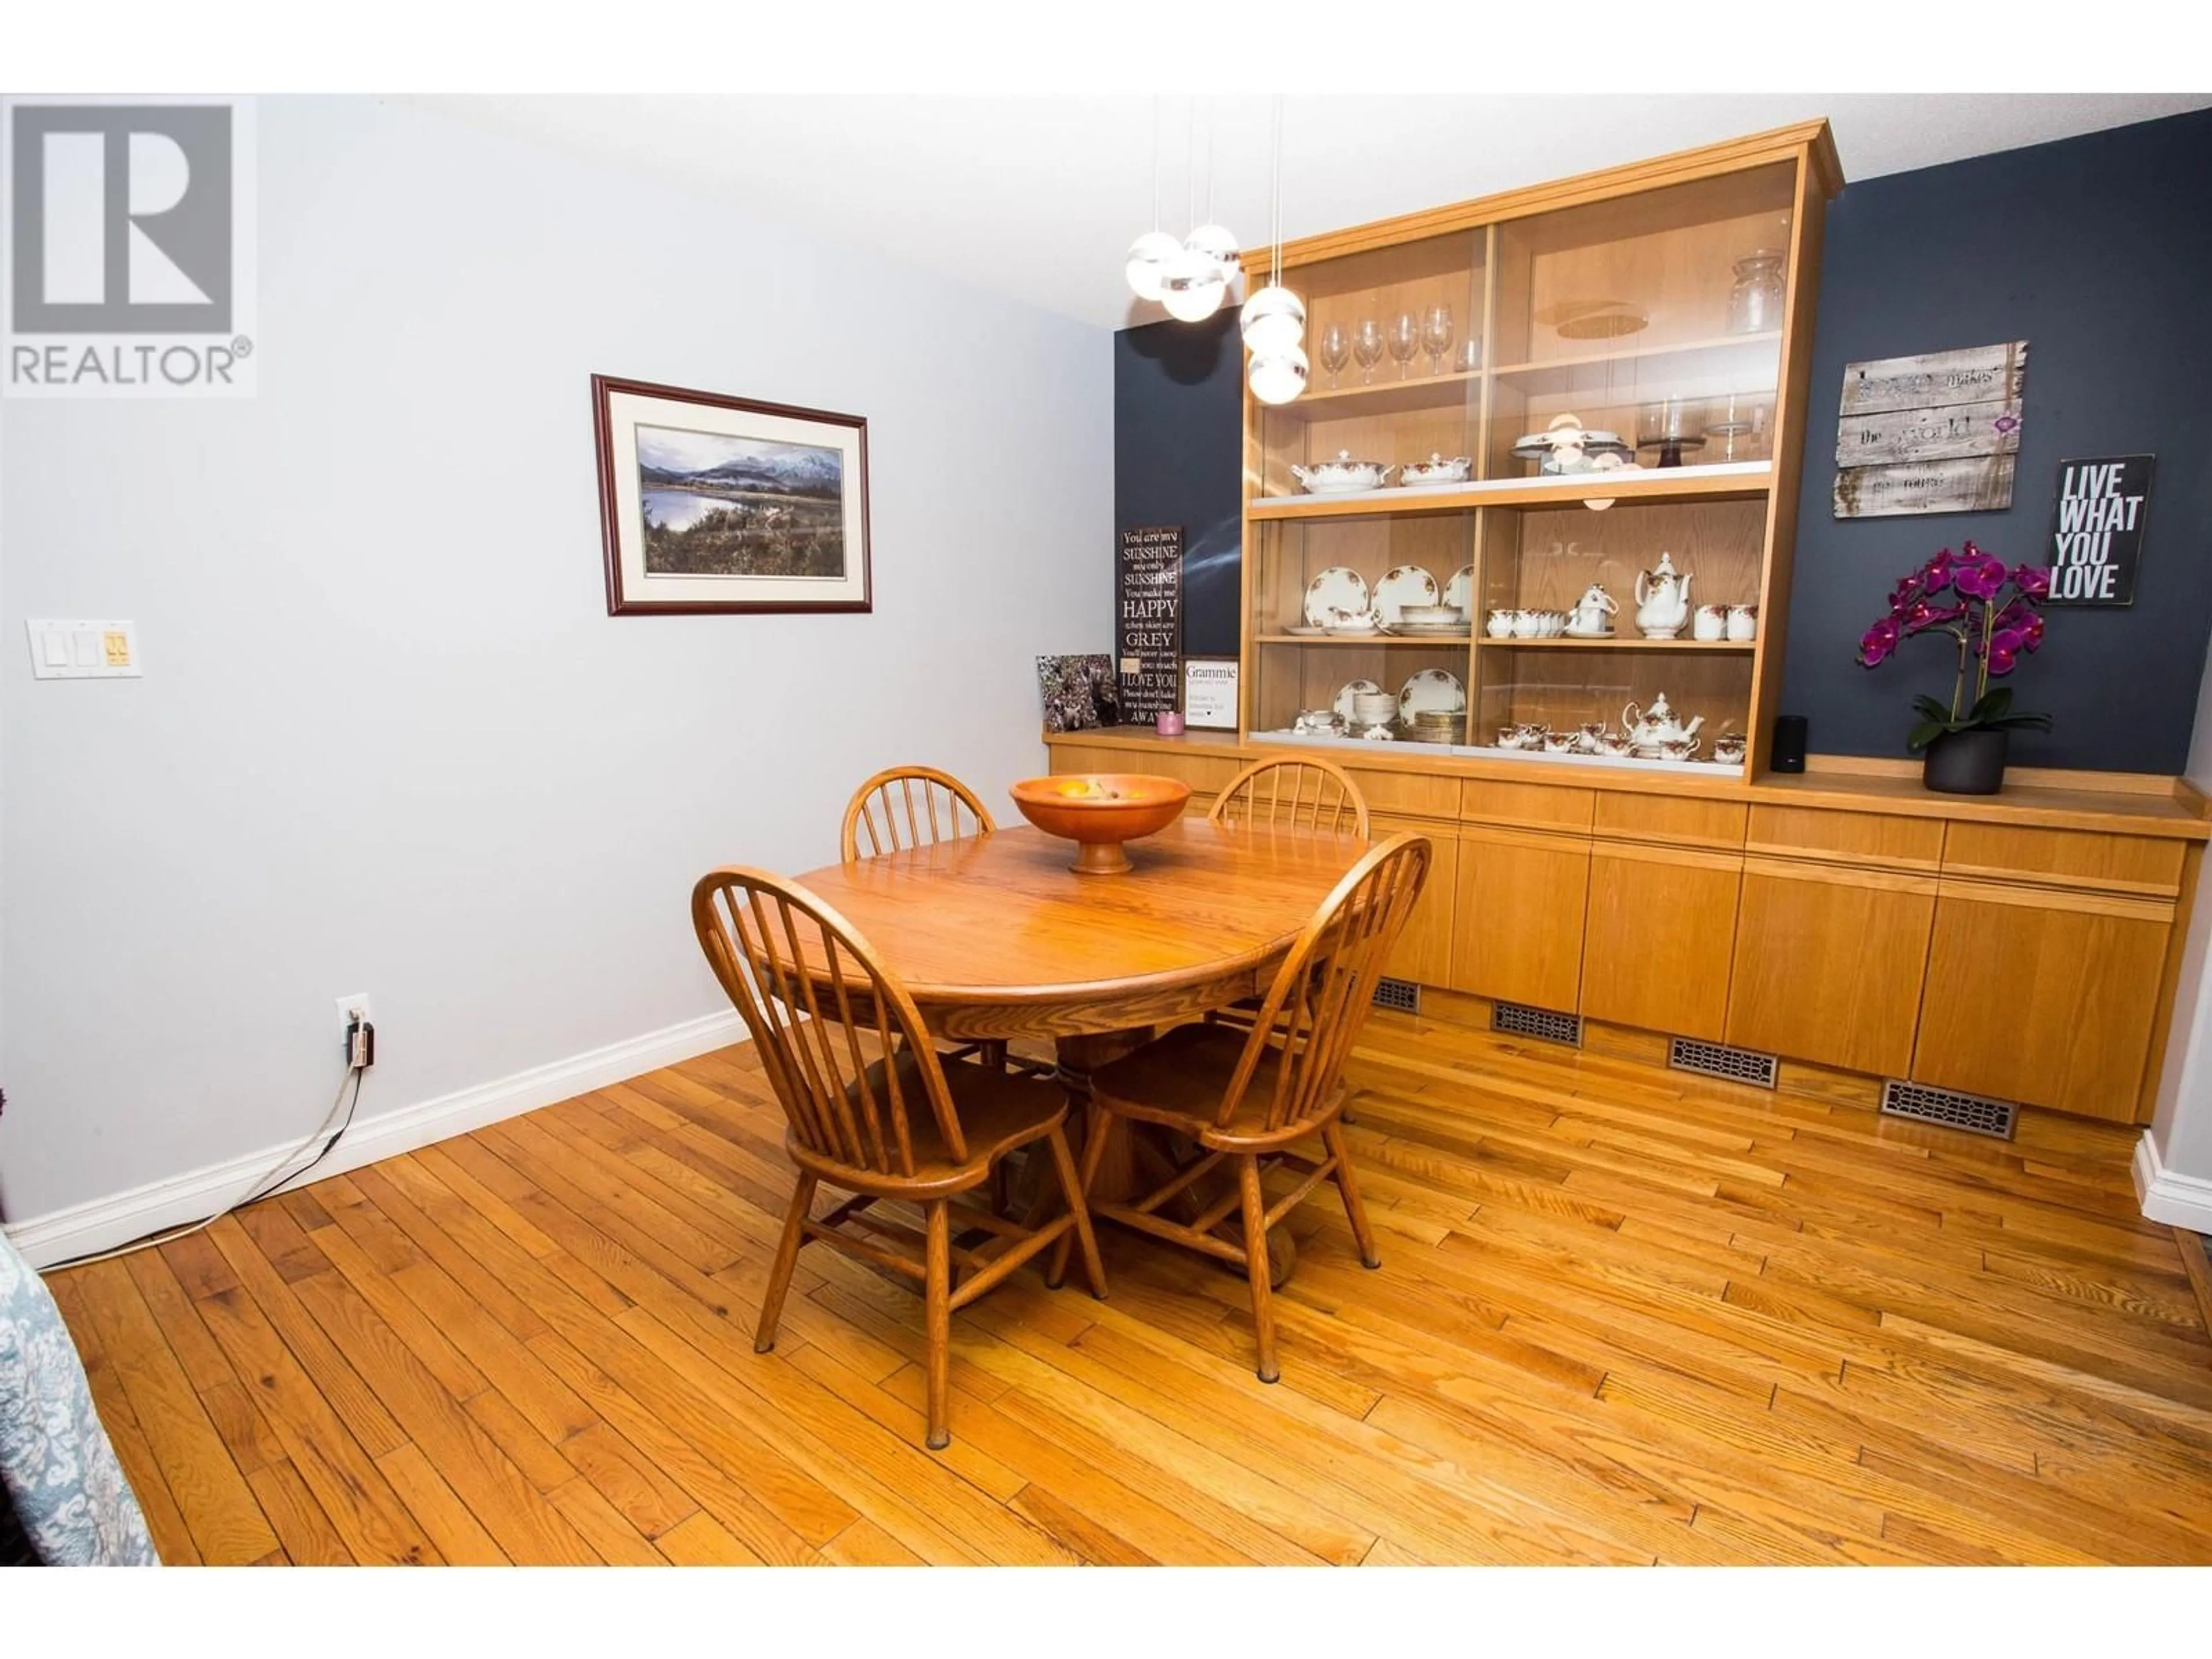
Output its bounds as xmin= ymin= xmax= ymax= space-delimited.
xmin=1007 ymin=773 xmax=1193 ymax=874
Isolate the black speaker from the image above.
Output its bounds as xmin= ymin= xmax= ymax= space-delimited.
xmin=1771 ymin=714 xmax=1808 ymax=774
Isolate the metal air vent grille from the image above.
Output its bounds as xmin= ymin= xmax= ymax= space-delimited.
xmin=1490 ymin=1001 xmax=1582 ymax=1047
xmin=1881 ymin=1078 xmax=2018 ymax=1140
xmin=1371 ymin=978 xmax=1421 ymax=1014
xmin=1669 ymin=1036 xmax=1779 ymax=1089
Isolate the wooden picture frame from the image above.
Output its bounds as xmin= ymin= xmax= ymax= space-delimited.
xmin=592 ymin=373 xmax=873 ymax=615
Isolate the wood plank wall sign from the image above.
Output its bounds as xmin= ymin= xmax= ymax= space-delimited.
xmin=1832 ymin=341 xmax=2028 ymax=518
xmin=2046 ymin=454 xmax=2154 ymax=607
xmin=1116 ymin=525 xmax=1184 ymax=723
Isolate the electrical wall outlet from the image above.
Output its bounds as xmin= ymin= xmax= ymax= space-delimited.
xmin=335 ymin=993 xmax=372 ymax=1031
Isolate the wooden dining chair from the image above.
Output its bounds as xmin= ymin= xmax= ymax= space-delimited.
xmin=1206 ymin=756 xmax=1374 ymax=1087
xmin=1050 ymin=832 xmax=1431 ymax=1383
xmin=840 ymin=764 xmax=996 ymax=861
xmin=692 ymin=866 xmax=1106 ymax=1450
xmin=839 ymin=764 xmax=1042 ymax=1087
xmin=1208 ymin=755 xmax=1370 ymax=838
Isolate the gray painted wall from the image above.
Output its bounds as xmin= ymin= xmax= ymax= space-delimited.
xmin=0 ymin=97 xmax=1111 ymax=1225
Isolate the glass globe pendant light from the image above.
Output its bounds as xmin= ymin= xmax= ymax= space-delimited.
xmin=1125 ymin=231 xmax=1179 ymax=302
xmin=1241 ymin=283 xmax=1305 ymax=357
xmin=1249 ymin=343 xmax=1309 ymax=406
xmin=1160 ymin=249 xmax=1227 ymax=322
xmin=1124 ymin=100 xmax=1177 ymax=302
xmin=1156 ymin=101 xmax=1234 ymax=323
xmin=1242 ymin=98 xmax=1306 ymax=405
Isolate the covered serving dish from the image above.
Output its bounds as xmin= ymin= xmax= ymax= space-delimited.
xmin=1290 ymin=449 xmax=1395 ymax=494
xmin=1398 ymin=452 xmax=1473 ymax=486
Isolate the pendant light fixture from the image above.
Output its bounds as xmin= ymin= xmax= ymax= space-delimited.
xmin=1245 ymin=98 xmax=1307 ymax=406
xmin=1158 ymin=100 xmax=1229 ymax=323
xmin=1124 ymin=99 xmax=1179 ymax=302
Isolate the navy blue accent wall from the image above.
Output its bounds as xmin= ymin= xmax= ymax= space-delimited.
xmin=1113 ymin=309 xmax=1243 ymax=658
xmin=1113 ymin=109 xmax=2212 ymax=771
xmin=1782 ymin=108 xmax=2212 ymax=772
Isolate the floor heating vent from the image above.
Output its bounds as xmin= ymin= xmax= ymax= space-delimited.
xmin=1490 ymin=1001 xmax=1582 ymax=1047
xmin=1881 ymin=1078 xmax=2018 ymax=1141
xmin=1371 ymin=977 xmax=1422 ymax=1014
xmin=1668 ymin=1036 xmax=1779 ymax=1089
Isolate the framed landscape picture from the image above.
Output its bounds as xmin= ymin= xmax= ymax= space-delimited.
xmin=592 ymin=374 xmax=872 ymax=615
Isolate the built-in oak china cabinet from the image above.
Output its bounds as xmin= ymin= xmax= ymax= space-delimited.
xmin=1241 ymin=126 xmax=1830 ymax=777
xmin=1057 ymin=124 xmax=2211 ymax=1133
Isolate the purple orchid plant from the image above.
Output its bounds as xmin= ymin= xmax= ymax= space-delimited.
xmin=1857 ymin=541 xmax=2054 ymax=751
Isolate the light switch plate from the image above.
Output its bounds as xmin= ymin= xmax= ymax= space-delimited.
xmin=26 ymin=619 xmax=141 ymax=679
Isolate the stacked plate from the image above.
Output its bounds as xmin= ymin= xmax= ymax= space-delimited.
xmin=1387 ymin=602 xmax=1473 ymax=639
xmin=1351 ymin=690 xmax=1399 ymax=729
xmin=1407 ymin=710 xmax=1460 ymax=745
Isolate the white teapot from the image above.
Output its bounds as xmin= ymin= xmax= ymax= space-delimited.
xmin=1634 ymin=550 xmax=1694 ymax=639
xmin=1569 ymin=582 xmax=1618 ymax=637
xmin=1622 ymin=691 xmax=1705 ymax=753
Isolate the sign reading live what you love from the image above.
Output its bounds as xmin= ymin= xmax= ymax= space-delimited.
xmin=2046 ymin=455 xmax=2153 ymax=607
xmin=1832 ymin=341 xmax=2027 ymax=518
xmin=1115 ymin=525 xmax=1183 ymax=723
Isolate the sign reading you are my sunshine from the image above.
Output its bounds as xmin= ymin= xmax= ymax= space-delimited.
xmin=1115 ymin=525 xmax=1183 ymax=723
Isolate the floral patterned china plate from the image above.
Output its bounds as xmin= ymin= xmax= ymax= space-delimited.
xmin=1399 ymin=668 xmax=1467 ymax=722
xmin=1304 ymin=566 xmax=1372 ymax=628
xmin=1333 ymin=679 xmax=1384 ymax=728
xmin=1373 ymin=565 xmax=1441 ymax=625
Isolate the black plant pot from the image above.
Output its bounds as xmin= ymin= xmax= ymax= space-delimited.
xmin=1922 ymin=728 xmax=2009 ymax=796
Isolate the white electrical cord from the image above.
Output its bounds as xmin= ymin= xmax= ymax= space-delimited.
xmin=32 ymin=1065 xmax=365 ymax=1272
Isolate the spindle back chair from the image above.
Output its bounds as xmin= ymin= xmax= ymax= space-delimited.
xmin=692 ymin=866 xmax=1104 ymax=1447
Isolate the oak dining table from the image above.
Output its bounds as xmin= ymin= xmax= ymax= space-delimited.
xmin=779 ymin=814 xmax=1374 ymax=1282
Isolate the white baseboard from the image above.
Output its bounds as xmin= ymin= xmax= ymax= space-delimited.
xmin=2133 ymin=1130 xmax=2212 ymax=1233
xmin=5 ymin=1009 xmax=750 ymax=1270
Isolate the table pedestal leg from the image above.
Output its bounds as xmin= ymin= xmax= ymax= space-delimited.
xmin=1046 ymin=1029 xmax=1296 ymax=1289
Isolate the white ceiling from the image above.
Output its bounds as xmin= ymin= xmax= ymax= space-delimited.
xmin=415 ymin=94 xmax=2211 ymax=330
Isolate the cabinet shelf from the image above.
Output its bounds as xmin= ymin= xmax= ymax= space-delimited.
xmin=1274 ymin=368 xmax=1483 ymax=423
xmin=1249 ymin=461 xmax=1772 ymax=521
xmin=1482 ymin=636 xmax=1757 ymax=652
xmin=1255 ymin=633 xmax=1476 ymax=647
xmin=1488 ymin=330 xmax=1781 ymax=397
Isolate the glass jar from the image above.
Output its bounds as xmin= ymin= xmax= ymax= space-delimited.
xmin=1726 ymin=249 xmax=1787 ymax=335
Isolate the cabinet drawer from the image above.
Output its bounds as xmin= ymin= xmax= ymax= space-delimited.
xmin=1942 ymin=823 xmax=2186 ymax=897
xmin=1912 ymin=892 xmax=2169 ymax=1122
xmin=1593 ymin=793 xmax=1747 ymax=851
xmin=1745 ymin=805 xmax=1944 ymax=872
xmin=1449 ymin=827 xmax=1589 ymax=1014
xmin=1725 ymin=861 xmax=1936 ymax=1077
xmin=1345 ymin=766 xmax=1459 ymax=821
xmin=1582 ymin=844 xmax=1740 ymax=1040
xmin=1459 ymin=779 xmax=1596 ymax=832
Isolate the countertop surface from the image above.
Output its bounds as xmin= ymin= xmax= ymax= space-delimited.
xmin=1043 ymin=726 xmax=2212 ymax=840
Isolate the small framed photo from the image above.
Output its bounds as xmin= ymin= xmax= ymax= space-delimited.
xmin=592 ymin=374 xmax=872 ymax=615
xmin=1183 ymin=657 xmax=1239 ymax=730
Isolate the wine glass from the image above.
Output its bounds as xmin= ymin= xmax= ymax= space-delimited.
xmin=1387 ymin=311 xmax=1419 ymax=380
xmin=1353 ymin=319 xmax=1384 ymax=386
xmin=1422 ymin=304 xmax=1455 ymax=376
xmin=1318 ymin=321 xmax=1351 ymax=391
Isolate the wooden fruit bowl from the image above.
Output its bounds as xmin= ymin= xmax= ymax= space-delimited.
xmin=1007 ymin=774 xmax=1194 ymax=875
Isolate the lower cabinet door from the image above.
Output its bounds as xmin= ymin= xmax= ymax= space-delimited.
xmin=1448 ymin=825 xmax=1589 ymax=1014
xmin=1724 ymin=859 xmax=1936 ymax=1077
xmin=1913 ymin=887 xmax=2172 ymax=1122
xmin=1581 ymin=843 xmax=1741 ymax=1041
xmin=1376 ymin=813 xmax=1456 ymax=987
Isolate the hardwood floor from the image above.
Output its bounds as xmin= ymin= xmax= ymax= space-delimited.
xmin=52 ymin=1010 xmax=2212 ymax=1565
